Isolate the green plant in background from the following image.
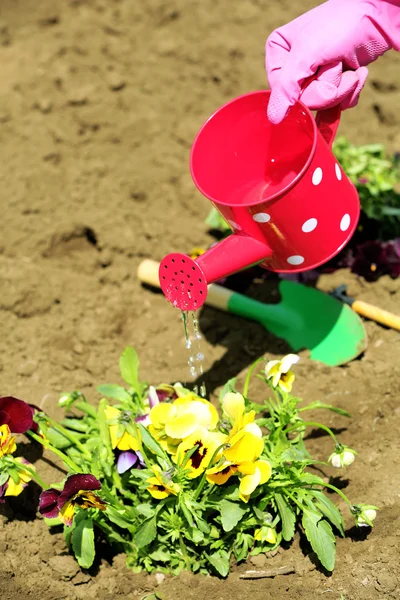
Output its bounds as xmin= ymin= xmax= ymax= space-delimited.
xmin=333 ymin=137 xmax=400 ymax=239
xmin=0 ymin=348 xmax=378 ymax=577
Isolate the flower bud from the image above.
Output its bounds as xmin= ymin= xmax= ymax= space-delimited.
xmin=329 ymin=446 xmax=356 ymax=468
xmin=356 ymin=508 xmax=377 ymax=528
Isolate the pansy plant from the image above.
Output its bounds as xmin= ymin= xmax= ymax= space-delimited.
xmin=1 ymin=347 xmax=377 ymax=577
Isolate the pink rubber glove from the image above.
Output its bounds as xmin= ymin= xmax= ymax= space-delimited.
xmin=266 ymin=0 xmax=400 ymax=124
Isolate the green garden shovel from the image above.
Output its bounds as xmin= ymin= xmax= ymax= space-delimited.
xmin=138 ymin=260 xmax=367 ymax=367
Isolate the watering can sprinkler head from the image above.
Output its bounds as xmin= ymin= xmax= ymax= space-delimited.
xmin=159 ymin=91 xmax=360 ymax=311
xmin=159 ymin=231 xmax=273 ymax=311
xmin=159 ymin=253 xmax=208 ymax=311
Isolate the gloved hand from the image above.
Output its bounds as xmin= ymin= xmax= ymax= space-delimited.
xmin=266 ymin=0 xmax=400 ymax=123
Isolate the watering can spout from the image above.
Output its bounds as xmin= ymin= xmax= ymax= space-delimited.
xmin=159 ymin=234 xmax=271 ymax=311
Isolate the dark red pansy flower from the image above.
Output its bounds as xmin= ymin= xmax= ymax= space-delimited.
xmin=350 ymin=239 xmax=400 ymax=282
xmin=39 ymin=474 xmax=105 ymax=526
xmin=0 ymin=396 xmax=36 ymax=434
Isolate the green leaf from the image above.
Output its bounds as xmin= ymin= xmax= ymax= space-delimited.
xmin=148 ymin=548 xmax=171 ymax=562
xmin=137 ymin=423 xmax=167 ymax=460
xmin=275 ymin=493 xmax=296 ymax=541
xmin=186 ymin=527 xmax=204 ymax=544
xmin=312 ymin=491 xmax=345 ymax=536
xmin=136 ymin=503 xmax=155 ymax=518
xmin=43 ymin=427 xmax=72 ymax=449
xmin=302 ymin=508 xmax=336 ymax=571
xmin=119 ymin=347 xmax=140 ymax=392
xmin=60 ymin=418 xmax=88 ymax=433
xmin=300 ymin=472 xmax=326 ymax=486
xmin=220 ymin=500 xmax=246 ymax=532
xmin=106 ymin=506 xmax=134 ymax=531
xmin=72 ymin=519 xmax=95 ymax=569
xmin=207 ymin=549 xmax=231 ymax=577
xmin=97 ymin=384 xmax=131 ymax=402
xmin=44 ymin=517 xmax=62 ymax=527
xmin=179 ymin=495 xmax=195 ymax=528
xmin=134 ymin=516 xmax=157 ymax=548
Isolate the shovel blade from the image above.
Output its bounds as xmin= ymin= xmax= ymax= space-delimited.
xmin=263 ymin=280 xmax=367 ymax=367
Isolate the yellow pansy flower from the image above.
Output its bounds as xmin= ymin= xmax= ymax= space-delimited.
xmin=0 ymin=424 xmax=16 ymax=457
xmin=4 ymin=457 xmax=34 ymax=497
xmin=224 ymin=427 xmax=264 ymax=464
xmin=265 ymin=354 xmax=300 ymax=393
xmin=104 ymin=406 xmax=140 ymax=451
xmin=222 ymin=392 xmax=257 ymax=437
xmin=254 ymin=525 xmax=277 ymax=544
xmin=146 ymin=465 xmax=180 ymax=499
xmin=176 ymin=426 xmax=226 ymax=478
xmin=148 ymin=396 xmax=219 ymax=453
xmin=206 ymin=423 xmax=271 ymax=501
xmin=237 ymin=460 xmax=272 ymax=503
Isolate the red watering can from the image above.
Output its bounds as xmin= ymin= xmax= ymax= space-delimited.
xmin=159 ymin=90 xmax=360 ymax=311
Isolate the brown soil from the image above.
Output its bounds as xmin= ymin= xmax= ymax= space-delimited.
xmin=1 ymin=1 xmax=400 ymax=599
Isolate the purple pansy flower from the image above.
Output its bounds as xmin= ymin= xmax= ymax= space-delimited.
xmin=116 ymin=450 xmax=145 ymax=474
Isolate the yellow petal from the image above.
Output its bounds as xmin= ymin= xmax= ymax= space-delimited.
xmin=265 ymin=360 xmax=279 ymax=378
xmin=242 ymin=422 xmax=262 ymax=438
xmin=237 ymin=461 xmax=257 ymax=476
xmin=254 ymin=528 xmax=262 ymax=541
xmin=177 ymin=426 xmax=221 ymax=478
xmin=254 ymin=460 xmax=272 ymax=484
xmin=0 ymin=424 xmax=16 ymax=457
xmin=104 ymin=405 xmax=120 ymax=419
xmin=279 ymin=354 xmax=300 ymax=373
xmin=239 ymin=468 xmax=261 ymax=496
xmin=222 ymin=392 xmax=245 ymax=422
xmin=224 ymin=432 xmax=264 ymax=464
xmin=4 ymin=478 xmax=24 ymax=497
xmin=242 ymin=410 xmax=256 ymax=426
xmin=150 ymin=402 xmax=177 ymax=429
xmin=59 ymin=500 xmax=75 ymax=525
xmin=176 ymin=398 xmax=219 ymax=430
xmin=116 ymin=431 xmax=141 ymax=451
xmin=279 ymin=371 xmax=295 ymax=393
xmin=206 ymin=462 xmax=237 ymax=485
xmin=147 ymin=484 xmax=169 ymax=499
xmin=272 ymin=370 xmax=282 ymax=388
xmin=165 ymin=412 xmax=198 ymax=439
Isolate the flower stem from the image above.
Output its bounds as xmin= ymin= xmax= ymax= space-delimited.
xmin=13 ymin=461 xmax=48 ymax=490
xmin=43 ymin=416 xmax=92 ymax=459
xmin=243 ymin=357 xmax=264 ymax=398
xmin=317 ymin=482 xmax=352 ymax=508
xmin=193 ymin=444 xmax=225 ymax=501
xmin=285 ymin=421 xmax=339 ymax=445
xmin=27 ymin=431 xmax=82 ymax=473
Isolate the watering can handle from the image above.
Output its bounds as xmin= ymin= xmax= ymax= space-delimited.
xmin=300 ymin=73 xmax=341 ymax=148
xmin=315 ymin=105 xmax=341 ymax=148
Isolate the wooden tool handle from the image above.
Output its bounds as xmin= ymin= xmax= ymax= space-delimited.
xmin=352 ymin=300 xmax=400 ymax=331
xmin=137 ymin=259 xmax=234 ymax=312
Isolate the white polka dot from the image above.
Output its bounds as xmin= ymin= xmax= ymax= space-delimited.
xmin=227 ymin=219 xmax=242 ymax=231
xmin=287 ymin=255 xmax=305 ymax=266
xmin=340 ymin=214 xmax=351 ymax=232
xmin=253 ymin=212 xmax=271 ymax=223
xmin=302 ymin=218 xmax=318 ymax=233
xmin=312 ymin=167 xmax=323 ymax=186
xmin=335 ymin=163 xmax=342 ymax=180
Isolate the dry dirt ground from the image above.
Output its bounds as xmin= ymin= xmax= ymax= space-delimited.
xmin=1 ymin=1 xmax=400 ymax=599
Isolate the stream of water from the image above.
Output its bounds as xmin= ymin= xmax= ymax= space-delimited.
xmin=182 ymin=310 xmax=207 ymax=397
